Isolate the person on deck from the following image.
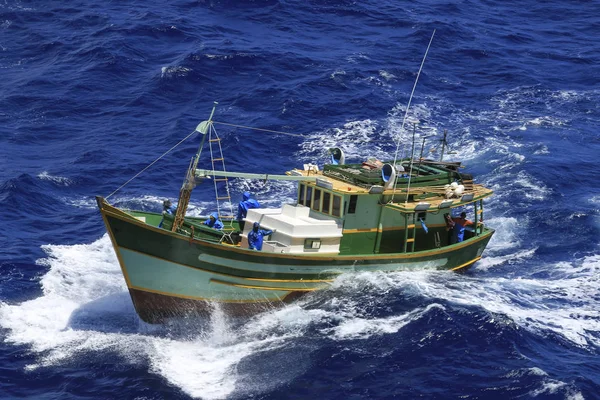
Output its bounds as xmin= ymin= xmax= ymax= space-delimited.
xmin=204 ymin=212 xmax=224 ymax=230
xmin=237 ymin=192 xmax=260 ymax=231
xmin=445 ymin=211 xmax=474 ymax=244
xmin=248 ymin=222 xmax=273 ymax=251
xmin=158 ymin=199 xmax=177 ymax=228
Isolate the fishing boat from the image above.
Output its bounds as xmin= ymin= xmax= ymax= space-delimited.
xmin=97 ymin=102 xmax=495 ymax=323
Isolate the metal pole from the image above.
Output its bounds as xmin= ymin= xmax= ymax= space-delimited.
xmin=172 ymin=102 xmax=218 ymax=231
xmin=416 ymin=136 xmax=427 ymax=177
xmin=440 ymin=129 xmax=447 ymax=162
xmin=404 ymin=122 xmax=417 ymax=205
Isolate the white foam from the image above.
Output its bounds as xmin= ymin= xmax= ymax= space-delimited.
xmin=330 ymin=69 xmax=346 ymax=79
xmin=513 ymin=170 xmax=550 ymax=200
xmin=3 ymin=234 xmax=600 ymax=398
xmin=476 ymin=247 xmax=537 ymax=271
xmin=62 ymin=196 xmax=97 ymax=209
xmin=161 ymin=66 xmax=192 ymax=78
xmin=0 ymin=236 xmax=129 ymax=358
xmin=0 ymin=236 xmax=293 ymax=399
xmin=297 ymin=101 xmax=442 ymax=166
xmin=324 ymin=303 xmax=444 ymax=340
xmin=298 ymin=119 xmax=379 ymax=162
xmin=357 ymin=75 xmax=392 ymax=88
xmin=385 ymin=102 xmax=436 ymax=145
xmin=526 ymin=116 xmax=565 ymax=127
xmin=504 ymin=367 xmax=548 ymax=378
xmin=203 ymin=54 xmax=234 ymax=60
xmin=530 ymin=380 xmax=583 ymax=400
xmin=482 ymin=216 xmax=522 ymax=252
xmin=346 ymin=53 xmax=370 ymax=63
xmin=533 ymin=144 xmax=549 ymax=155
xmin=148 ymin=334 xmax=283 ymax=399
xmin=229 ymin=179 xmax=296 ymax=209
xmin=37 ymin=171 xmax=73 ymax=186
xmin=338 ymin=254 xmax=600 ymax=348
xmin=378 ymin=70 xmax=396 ymax=81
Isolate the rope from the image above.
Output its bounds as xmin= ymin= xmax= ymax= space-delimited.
xmin=212 ymin=121 xmax=304 ymax=137
xmin=105 ymin=129 xmax=199 ymax=200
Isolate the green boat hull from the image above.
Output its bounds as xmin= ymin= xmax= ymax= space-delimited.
xmin=98 ymin=198 xmax=494 ymax=323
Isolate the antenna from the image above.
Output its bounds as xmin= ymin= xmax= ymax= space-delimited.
xmin=416 ymin=134 xmax=434 ymax=177
xmin=391 ymin=30 xmax=436 ymax=199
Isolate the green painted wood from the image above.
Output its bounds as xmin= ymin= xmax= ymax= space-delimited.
xmin=105 ymin=211 xmax=493 ymax=273
xmin=102 ymin=205 xmax=494 ymax=304
xmin=121 ymin=248 xmax=303 ymax=300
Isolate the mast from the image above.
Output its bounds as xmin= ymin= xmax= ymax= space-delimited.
xmin=172 ymin=102 xmax=218 ymax=232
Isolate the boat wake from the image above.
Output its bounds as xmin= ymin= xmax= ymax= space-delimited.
xmin=0 ymin=231 xmax=598 ymax=399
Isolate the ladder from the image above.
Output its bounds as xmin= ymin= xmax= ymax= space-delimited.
xmin=403 ymin=213 xmax=417 ymax=252
xmin=208 ymin=127 xmax=235 ymax=234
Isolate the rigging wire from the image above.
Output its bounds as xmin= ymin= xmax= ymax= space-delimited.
xmin=105 ymin=128 xmax=199 ymax=200
xmin=213 ymin=121 xmax=304 ymax=137
xmin=105 ymin=119 xmax=300 ymax=200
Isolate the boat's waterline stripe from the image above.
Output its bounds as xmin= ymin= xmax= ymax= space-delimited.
xmin=209 ymin=279 xmax=320 ymax=292
xmin=101 ymin=203 xmax=494 ymax=260
xmin=451 ymin=256 xmax=482 ymax=271
xmin=129 ymin=285 xmax=281 ymax=304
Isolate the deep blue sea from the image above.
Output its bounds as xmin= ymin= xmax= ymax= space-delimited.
xmin=2 ymin=0 xmax=600 ymax=398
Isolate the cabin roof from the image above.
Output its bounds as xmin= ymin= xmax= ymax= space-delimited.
xmin=289 ymin=167 xmax=493 ymax=213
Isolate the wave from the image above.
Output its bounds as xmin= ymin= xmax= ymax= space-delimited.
xmin=2 ymin=230 xmax=598 ymax=398
xmin=336 ymin=256 xmax=600 ymax=349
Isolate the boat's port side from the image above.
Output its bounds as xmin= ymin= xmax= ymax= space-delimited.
xmin=98 ymin=196 xmax=493 ymax=322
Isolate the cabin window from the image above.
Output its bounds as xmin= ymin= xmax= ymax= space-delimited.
xmin=332 ymin=195 xmax=342 ymax=217
xmin=298 ymin=184 xmax=305 ymax=205
xmin=313 ymin=189 xmax=322 ymax=211
xmin=322 ymin=192 xmax=331 ymax=214
xmin=348 ymin=195 xmax=358 ymax=214
xmin=306 ymin=186 xmax=313 ymax=208
xmin=304 ymin=238 xmax=321 ymax=249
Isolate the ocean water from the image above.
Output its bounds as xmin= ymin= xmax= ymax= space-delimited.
xmin=1 ymin=0 xmax=599 ymax=398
